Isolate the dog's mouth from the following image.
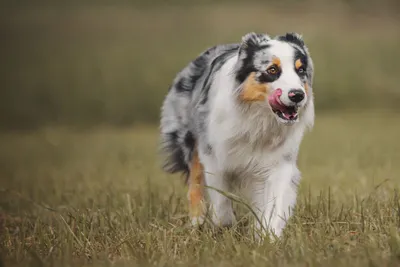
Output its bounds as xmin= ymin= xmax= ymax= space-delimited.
xmin=273 ymin=105 xmax=298 ymax=121
xmin=268 ymin=90 xmax=299 ymax=123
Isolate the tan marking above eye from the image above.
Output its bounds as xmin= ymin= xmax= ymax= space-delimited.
xmin=295 ymin=59 xmax=303 ymax=70
xmin=272 ymin=56 xmax=281 ymax=68
xmin=265 ymin=56 xmax=281 ymax=75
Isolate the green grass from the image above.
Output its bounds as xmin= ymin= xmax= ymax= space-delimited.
xmin=1 ymin=2 xmax=400 ymax=266
xmin=1 ymin=112 xmax=400 ymax=267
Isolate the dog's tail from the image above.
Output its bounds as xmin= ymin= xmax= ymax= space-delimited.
xmin=159 ymin=46 xmax=223 ymax=182
xmin=159 ymin=128 xmax=194 ymax=183
xmin=159 ymin=80 xmax=198 ymax=183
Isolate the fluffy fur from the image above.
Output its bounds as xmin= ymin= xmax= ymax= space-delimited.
xmin=159 ymin=32 xmax=315 ymax=240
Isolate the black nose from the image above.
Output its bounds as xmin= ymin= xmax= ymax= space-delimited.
xmin=288 ymin=89 xmax=305 ymax=103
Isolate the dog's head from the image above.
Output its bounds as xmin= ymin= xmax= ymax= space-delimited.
xmin=235 ymin=32 xmax=314 ymax=125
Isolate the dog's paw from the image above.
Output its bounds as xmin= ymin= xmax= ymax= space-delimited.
xmin=190 ymin=215 xmax=206 ymax=227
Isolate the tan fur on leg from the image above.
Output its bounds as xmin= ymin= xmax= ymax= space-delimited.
xmin=188 ymin=147 xmax=205 ymax=225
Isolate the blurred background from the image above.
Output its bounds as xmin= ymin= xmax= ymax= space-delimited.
xmin=1 ymin=1 xmax=400 ymax=265
xmin=1 ymin=0 xmax=400 ymax=131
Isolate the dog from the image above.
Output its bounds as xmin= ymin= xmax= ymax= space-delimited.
xmin=159 ymin=32 xmax=315 ymax=240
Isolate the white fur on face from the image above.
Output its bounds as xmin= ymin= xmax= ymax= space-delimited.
xmin=270 ymin=41 xmax=306 ymax=107
xmin=254 ymin=40 xmax=307 ymax=108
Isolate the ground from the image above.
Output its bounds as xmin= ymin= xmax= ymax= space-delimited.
xmin=1 ymin=111 xmax=400 ymax=267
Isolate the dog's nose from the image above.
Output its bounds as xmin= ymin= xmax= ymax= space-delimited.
xmin=288 ymin=89 xmax=305 ymax=103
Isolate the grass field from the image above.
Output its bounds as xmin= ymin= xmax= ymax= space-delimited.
xmin=2 ymin=1 xmax=400 ymax=266
xmin=1 ymin=112 xmax=400 ymax=267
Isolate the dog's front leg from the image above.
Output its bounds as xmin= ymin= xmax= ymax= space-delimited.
xmin=253 ymin=162 xmax=300 ymax=240
xmin=200 ymin=153 xmax=236 ymax=228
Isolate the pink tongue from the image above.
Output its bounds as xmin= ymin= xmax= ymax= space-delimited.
xmin=268 ymin=88 xmax=283 ymax=108
xmin=268 ymin=89 xmax=297 ymax=119
xmin=282 ymin=112 xmax=294 ymax=120
xmin=268 ymin=88 xmax=289 ymax=112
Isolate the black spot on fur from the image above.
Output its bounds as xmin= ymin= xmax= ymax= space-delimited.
xmin=184 ymin=131 xmax=196 ymax=181
xmin=235 ymin=51 xmax=256 ymax=83
xmin=235 ymin=43 xmax=271 ymax=83
xmin=277 ymin=33 xmax=305 ymax=48
xmin=257 ymin=67 xmax=281 ymax=83
xmin=203 ymin=45 xmax=218 ymax=56
xmin=184 ymin=131 xmax=195 ymax=151
xmin=294 ymin=48 xmax=308 ymax=65
xmin=235 ymin=33 xmax=270 ymax=83
xmin=200 ymin=46 xmax=239 ymax=104
xmin=205 ymin=144 xmax=213 ymax=154
xmin=241 ymin=33 xmax=269 ymax=51
xmin=283 ymin=153 xmax=293 ymax=162
xmin=175 ymin=78 xmax=190 ymax=92
xmin=161 ymin=131 xmax=189 ymax=177
xmin=294 ymin=48 xmax=308 ymax=78
xmin=175 ymin=46 xmax=219 ymax=93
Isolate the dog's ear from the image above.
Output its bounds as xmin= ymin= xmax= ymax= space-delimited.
xmin=240 ymin=32 xmax=271 ymax=49
xmin=238 ymin=32 xmax=270 ymax=58
xmin=277 ymin=32 xmax=305 ymax=48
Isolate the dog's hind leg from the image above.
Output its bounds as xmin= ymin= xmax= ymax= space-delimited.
xmin=188 ymin=146 xmax=206 ymax=226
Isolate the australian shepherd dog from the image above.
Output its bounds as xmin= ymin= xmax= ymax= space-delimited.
xmin=159 ymin=32 xmax=315 ymax=240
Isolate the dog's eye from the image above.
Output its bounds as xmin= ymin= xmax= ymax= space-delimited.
xmin=298 ymin=67 xmax=306 ymax=74
xmin=267 ymin=66 xmax=278 ymax=75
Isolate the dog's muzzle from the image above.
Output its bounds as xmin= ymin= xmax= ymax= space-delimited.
xmin=268 ymin=88 xmax=301 ymax=122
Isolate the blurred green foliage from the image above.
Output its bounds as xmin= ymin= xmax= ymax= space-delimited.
xmin=1 ymin=1 xmax=399 ymax=130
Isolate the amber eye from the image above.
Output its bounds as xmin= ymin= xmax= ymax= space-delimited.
xmin=298 ymin=67 xmax=306 ymax=74
xmin=267 ymin=66 xmax=278 ymax=75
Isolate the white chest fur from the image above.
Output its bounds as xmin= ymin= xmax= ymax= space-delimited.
xmin=206 ymin=58 xmax=308 ymax=177
xmin=209 ymin=106 xmax=305 ymax=176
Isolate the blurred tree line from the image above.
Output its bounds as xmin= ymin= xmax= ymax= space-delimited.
xmin=0 ymin=0 xmax=399 ymax=130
